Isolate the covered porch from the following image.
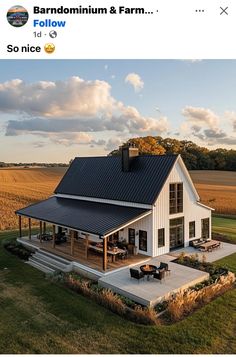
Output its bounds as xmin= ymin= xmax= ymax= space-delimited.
xmin=16 ymin=196 xmax=151 ymax=272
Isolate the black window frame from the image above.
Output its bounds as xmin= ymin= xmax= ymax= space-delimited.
xmin=128 ymin=228 xmax=135 ymax=245
xmin=189 ymin=221 xmax=195 ymax=239
xmin=139 ymin=230 xmax=147 ymax=252
xmin=158 ymin=228 xmax=165 ymax=248
xmin=169 ymin=182 xmax=183 ymax=214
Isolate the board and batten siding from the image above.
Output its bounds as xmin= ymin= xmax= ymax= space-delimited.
xmin=120 ymin=213 xmax=153 ymax=256
xmin=152 ymin=158 xmax=212 ymax=257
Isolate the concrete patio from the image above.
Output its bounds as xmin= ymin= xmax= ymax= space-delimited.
xmin=169 ymin=242 xmax=236 ymax=262
xmin=99 ymin=255 xmax=209 ymax=306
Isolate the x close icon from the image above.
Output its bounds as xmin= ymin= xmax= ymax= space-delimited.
xmin=220 ymin=7 xmax=228 ymax=15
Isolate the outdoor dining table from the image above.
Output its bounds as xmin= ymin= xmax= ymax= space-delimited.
xmin=199 ymin=239 xmax=221 ymax=252
xmin=88 ymin=244 xmax=126 ymax=262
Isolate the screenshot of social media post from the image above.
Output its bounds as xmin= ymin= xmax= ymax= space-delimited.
xmin=0 ymin=1 xmax=235 ymax=356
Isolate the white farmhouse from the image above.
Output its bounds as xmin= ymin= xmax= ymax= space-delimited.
xmin=17 ymin=145 xmax=213 ymax=274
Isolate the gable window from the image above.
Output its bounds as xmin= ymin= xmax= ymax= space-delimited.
xmin=189 ymin=221 xmax=195 ymax=239
xmin=201 ymin=218 xmax=210 ymax=239
xmin=169 ymin=183 xmax=183 ymax=214
xmin=158 ymin=228 xmax=165 ymax=247
xmin=139 ymin=230 xmax=147 ymax=251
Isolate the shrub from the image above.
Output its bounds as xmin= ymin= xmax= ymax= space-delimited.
xmin=127 ymin=306 xmax=159 ymax=325
xmin=4 ymin=241 xmax=32 ymax=260
xmin=95 ymin=289 xmax=126 ymax=316
xmin=167 ymin=272 xmax=235 ymax=322
xmin=57 ymin=272 xmax=160 ymax=325
xmin=178 ymin=252 xmax=186 ymax=264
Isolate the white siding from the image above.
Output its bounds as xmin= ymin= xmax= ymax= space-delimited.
xmin=152 ymin=159 xmax=211 ymax=257
xmin=120 ymin=213 xmax=153 ymax=256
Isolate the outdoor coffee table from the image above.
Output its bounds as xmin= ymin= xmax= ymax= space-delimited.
xmin=140 ymin=264 xmax=158 ymax=280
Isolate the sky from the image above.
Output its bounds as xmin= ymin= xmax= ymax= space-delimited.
xmin=0 ymin=59 xmax=236 ymax=163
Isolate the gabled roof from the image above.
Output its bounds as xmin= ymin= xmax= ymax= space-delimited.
xmin=16 ymin=197 xmax=151 ymax=237
xmin=55 ymin=155 xmax=178 ymax=205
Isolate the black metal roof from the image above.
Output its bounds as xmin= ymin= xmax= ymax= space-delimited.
xmin=16 ymin=197 xmax=150 ymax=236
xmin=55 ymin=155 xmax=178 ymax=205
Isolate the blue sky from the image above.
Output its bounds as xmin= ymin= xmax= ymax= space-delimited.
xmin=0 ymin=60 xmax=235 ymax=162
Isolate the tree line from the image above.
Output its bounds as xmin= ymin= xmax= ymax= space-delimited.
xmin=109 ymin=136 xmax=236 ymax=171
xmin=0 ymin=162 xmax=68 ymax=168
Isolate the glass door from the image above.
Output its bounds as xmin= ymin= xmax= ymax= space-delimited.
xmin=169 ymin=217 xmax=184 ymax=250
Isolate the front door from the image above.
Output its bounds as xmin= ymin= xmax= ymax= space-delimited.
xmin=169 ymin=217 xmax=184 ymax=250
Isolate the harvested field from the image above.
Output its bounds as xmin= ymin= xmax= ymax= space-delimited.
xmin=0 ymin=167 xmax=67 ymax=230
xmin=190 ymin=170 xmax=236 ymax=215
xmin=0 ymin=167 xmax=235 ymax=230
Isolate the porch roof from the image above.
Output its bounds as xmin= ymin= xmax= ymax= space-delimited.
xmin=16 ymin=196 xmax=151 ymax=237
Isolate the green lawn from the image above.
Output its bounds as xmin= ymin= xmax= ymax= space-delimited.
xmin=0 ymin=230 xmax=235 ymax=354
xmin=212 ymin=216 xmax=236 ymax=244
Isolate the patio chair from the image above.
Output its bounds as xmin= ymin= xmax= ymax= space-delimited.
xmin=153 ymin=269 xmax=165 ymax=283
xmin=159 ymin=262 xmax=171 ymax=275
xmin=130 ymin=268 xmax=144 ymax=282
xmin=118 ymin=248 xmax=128 ymax=260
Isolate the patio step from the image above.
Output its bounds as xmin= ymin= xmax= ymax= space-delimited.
xmin=36 ymin=250 xmax=72 ymax=267
xmin=27 ymin=250 xmax=72 ymax=274
xmin=26 ymin=260 xmax=55 ymax=274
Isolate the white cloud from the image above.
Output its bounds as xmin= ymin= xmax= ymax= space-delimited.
xmin=125 ymin=73 xmax=144 ymax=92
xmin=182 ymin=106 xmax=219 ymax=130
xmin=3 ymin=76 xmax=169 ymax=145
xmin=105 ymin=137 xmax=124 ymax=151
xmin=0 ymin=77 xmax=115 ymax=118
xmin=181 ymin=106 xmax=236 ymax=147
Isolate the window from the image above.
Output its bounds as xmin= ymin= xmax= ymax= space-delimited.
xmin=158 ymin=228 xmax=165 ymax=247
xmin=201 ymin=218 xmax=210 ymax=239
xmin=169 ymin=183 xmax=183 ymax=214
xmin=189 ymin=221 xmax=195 ymax=239
xmin=139 ymin=230 xmax=147 ymax=251
xmin=128 ymin=228 xmax=135 ymax=245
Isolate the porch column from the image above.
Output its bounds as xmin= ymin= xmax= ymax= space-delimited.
xmin=43 ymin=222 xmax=46 ymax=234
xmin=71 ymin=230 xmax=75 ymax=256
xmin=28 ymin=218 xmax=31 ymax=241
xmin=85 ymin=234 xmax=89 ymax=259
xmin=19 ymin=215 xmax=22 ymax=238
xmin=103 ymin=236 xmax=107 ymax=271
xmin=52 ymin=224 xmax=56 ymax=248
xmin=39 ymin=221 xmax=42 ymax=243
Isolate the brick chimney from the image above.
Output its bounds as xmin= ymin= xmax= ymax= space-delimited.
xmin=121 ymin=143 xmax=139 ymax=172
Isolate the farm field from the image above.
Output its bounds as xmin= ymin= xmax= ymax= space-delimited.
xmin=0 ymin=167 xmax=235 ymax=230
xmin=0 ymin=167 xmax=67 ymax=230
xmin=0 ymin=229 xmax=235 ymax=354
xmin=189 ymin=170 xmax=236 ymax=215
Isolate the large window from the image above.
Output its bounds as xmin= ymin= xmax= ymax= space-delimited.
xmin=201 ymin=218 xmax=210 ymax=239
xmin=169 ymin=183 xmax=183 ymax=214
xmin=189 ymin=221 xmax=195 ymax=239
xmin=158 ymin=228 xmax=165 ymax=247
xmin=139 ymin=230 xmax=147 ymax=251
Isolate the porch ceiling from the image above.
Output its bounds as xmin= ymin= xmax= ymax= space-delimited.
xmin=16 ymin=196 xmax=151 ymax=237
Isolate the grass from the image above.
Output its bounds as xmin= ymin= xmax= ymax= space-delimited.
xmin=212 ymin=216 xmax=236 ymax=244
xmin=190 ymin=170 xmax=236 ymax=215
xmin=0 ymin=229 xmax=235 ymax=354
